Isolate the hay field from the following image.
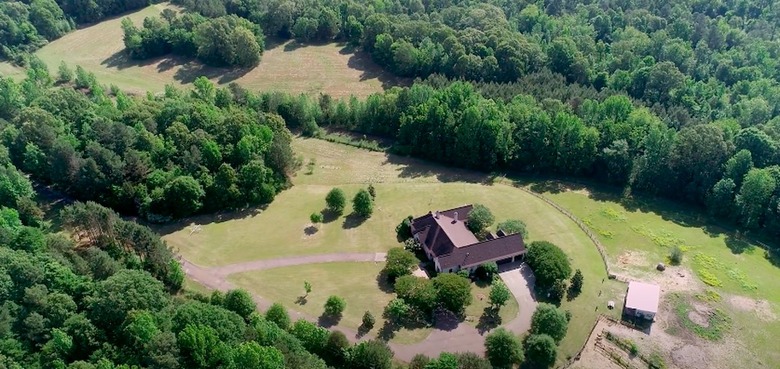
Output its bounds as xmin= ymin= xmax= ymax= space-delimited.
xmin=0 ymin=3 xmax=399 ymax=97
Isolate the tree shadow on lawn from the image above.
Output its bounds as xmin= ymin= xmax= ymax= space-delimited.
xmin=295 ymin=296 xmax=308 ymax=305
xmin=173 ymin=62 xmax=252 ymax=85
xmin=318 ymin=313 xmax=342 ymax=328
xmin=725 ymin=234 xmax=754 ymax=254
xmin=304 ymin=226 xmax=318 ymax=236
xmin=321 ymin=209 xmax=340 ymax=224
xmin=150 ymin=204 xmax=268 ymax=236
xmin=342 ymin=212 xmax=368 ymax=229
xmin=341 ymin=46 xmax=411 ymax=90
xmin=382 ymin=155 xmax=494 ymax=185
xmin=375 ymin=270 xmax=395 ymax=294
xmin=476 ymin=306 xmax=501 ymax=334
xmin=433 ymin=309 xmax=461 ymax=332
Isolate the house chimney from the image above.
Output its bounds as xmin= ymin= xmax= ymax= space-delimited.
xmin=434 ymin=211 xmax=439 ymax=219
xmin=453 ymin=211 xmax=458 ymax=222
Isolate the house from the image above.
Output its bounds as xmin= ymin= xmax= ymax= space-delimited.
xmin=623 ymin=281 xmax=661 ymax=320
xmin=410 ymin=205 xmax=526 ymax=273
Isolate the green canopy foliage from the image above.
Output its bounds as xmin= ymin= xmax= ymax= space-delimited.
xmin=526 ymin=241 xmax=572 ymax=289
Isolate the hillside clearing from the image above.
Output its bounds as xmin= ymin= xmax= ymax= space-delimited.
xmin=163 ymin=137 xmax=621 ymax=364
xmin=0 ymin=3 xmax=400 ymax=97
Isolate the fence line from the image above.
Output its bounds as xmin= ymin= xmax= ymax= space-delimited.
xmin=518 ymin=187 xmax=616 ymax=278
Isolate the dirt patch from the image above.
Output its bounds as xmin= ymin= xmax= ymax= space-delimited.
xmin=648 ymin=266 xmax=703 ymax=294
xmin=617 ymin=250 xmax=649 ymax=267
xmin=670 ymin=344 xmax=708 ymax=368
xmin=687 ymin=302 xmax=713 ymax=328
xmin=687 ymin=311 xmax=710 ymax=328
xmin=728 ymin=295 xmax=777 ymax=322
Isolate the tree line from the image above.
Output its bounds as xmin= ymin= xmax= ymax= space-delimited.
xmin=247 ymin=79 xmax=779 ymax=237
xmin=0 ymin=60 xmax=297 ymax=221
xmin=0 ymin=0 xmax=155 ymax=62
xmin=166 ymin=0 xmax=780 ymax=129
xmin=121 ymin=10 xmax=265 ymax=67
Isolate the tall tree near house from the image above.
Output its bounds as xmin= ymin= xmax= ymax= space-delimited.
xmin=467 ymin=204 xmax=494 ymax=234
xmin=353 ymin=188 xmax=374 ymax=218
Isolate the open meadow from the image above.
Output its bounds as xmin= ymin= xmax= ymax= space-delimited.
xmin=0 ymin=3 xmax=400 ymax=97
xmin=163 ymin=137 xmax=624 ymax=361
xmin=539 ymin=183 xmax=780 ymax=369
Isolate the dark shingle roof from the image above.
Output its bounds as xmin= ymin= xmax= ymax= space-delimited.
xmin=411 ymin=205 xmax=526 ymax=271
xmin=436 ymin=233 xmax=526 ymax=270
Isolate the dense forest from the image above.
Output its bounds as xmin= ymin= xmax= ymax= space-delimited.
xmin=0 ymin=153 xmax=403 ymax=369
xmin=0 ymin=60 xmax=296 ymax=221
xmin=113 ymin=0 xmax=780 ymax=235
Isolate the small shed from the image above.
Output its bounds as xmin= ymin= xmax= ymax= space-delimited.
xmin=624 ymin=281 xmax=661 ymax=320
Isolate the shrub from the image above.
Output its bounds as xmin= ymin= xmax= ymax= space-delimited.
xmin=476 ymin=262 xmax=499 ymax=281
xmin=361 ymin=311 xmax=375 ymax=330
xmin=383 ymin=298 xmax=410 ymax=322
xmin=368 ymin=183 xmax=376 ymax=199
xmin=325 ymin=188 xmax=346 ymax=215
xmin=526 ymin=241 xmax=572 ymax=289
xmin=352 ymin=188 xmax=374 ymax=217
xmin=569 ymin=269 xmax=583 ymax=294
xmin=496 ymin=219 xmax=528 ymax=238
xmin=456 ymin=269 xmax=471 ymax=279
xmin=489 ymin=281 xmax=511 ymax=308
xmin=549 ymin=279 xmax=567 ymax=303
xmin=383 ymin=247 xmax=418 ymax=282
xmin=396 ymin=215 xmax=414 ymax=240
xmin=324 ymin=295 xmax=346 ymax=317
xmin=467 ymin=204 xmax=495 ymax=233
xmin=670 ymin=245 xmax=683 ymax=265
xmin=310 ymin=212 xmax=323 ymax=224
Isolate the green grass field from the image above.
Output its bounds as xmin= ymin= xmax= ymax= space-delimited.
xmin=0 ymin=3 xmax=399 ymax=97
xmin=542 ymin=185 xmax=780 ymax=367
xmin=228 ymin=262 xmax=432 ymax=344
xmin=163 ymin=138 xmax=622 ymax=363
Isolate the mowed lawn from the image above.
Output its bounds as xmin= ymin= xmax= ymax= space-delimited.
xmin=164 ymin=138 xmax=623 ymax=363
xmin=0 ymin=3 xmax=399 ymax=97
xmin=228 ymin=262 xmax=432 ymax=344
xmin=544 ymin=188 xmax=780 ymax=367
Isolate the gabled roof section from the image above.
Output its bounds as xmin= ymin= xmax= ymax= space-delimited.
xmin=437 ymin=233 xmax=526 ymax=270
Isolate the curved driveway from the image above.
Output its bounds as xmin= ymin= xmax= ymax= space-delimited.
xmin=180 ymin=253 xmax=536 ymax=361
